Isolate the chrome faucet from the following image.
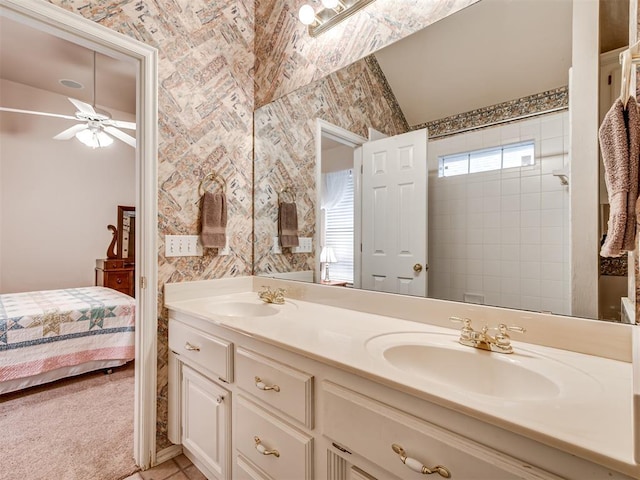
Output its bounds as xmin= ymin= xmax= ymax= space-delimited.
xmin=449 ymin=317 xmax=525 ymax=354
xmin=258 ymin=286 xmax=286 ymax=304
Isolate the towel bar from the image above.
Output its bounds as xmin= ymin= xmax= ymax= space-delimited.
xmin=279 ymin=186 xmax=296 ymax=203
xmin=199 ymin=172 xmax=226 ymax=196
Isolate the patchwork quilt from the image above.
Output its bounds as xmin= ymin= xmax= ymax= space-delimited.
xmin=0 ymin=287 xmax=135 ymax=383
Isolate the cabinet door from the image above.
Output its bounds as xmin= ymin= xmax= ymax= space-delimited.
xmin=182 ymin=365 xmax=230 ymax=480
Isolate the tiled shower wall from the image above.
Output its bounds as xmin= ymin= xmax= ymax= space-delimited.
xmin=428 ymin=112 xmax=571 ymax=315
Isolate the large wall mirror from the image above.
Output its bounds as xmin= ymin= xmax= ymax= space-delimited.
xmin=253 ymin=0 xmax=631 ymax=323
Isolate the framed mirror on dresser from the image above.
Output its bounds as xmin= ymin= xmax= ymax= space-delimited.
xmin=95 ymin=205 xmax=136 ymax=297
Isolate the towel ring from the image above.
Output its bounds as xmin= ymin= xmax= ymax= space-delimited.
xmin=279 ymin=186 xmax=296 ymax=203
xmin=198 ymin=173 xmax=226 ymax=197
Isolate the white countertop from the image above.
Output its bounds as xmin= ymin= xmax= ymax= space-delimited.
xmin=165 ymin=281 xmax=637 ymax=477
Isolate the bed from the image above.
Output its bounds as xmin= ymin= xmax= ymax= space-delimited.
xmin=0 ymin=286 xmax=135 ymax=394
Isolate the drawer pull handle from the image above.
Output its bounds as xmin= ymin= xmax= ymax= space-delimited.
xmin=254 ymin=436 xmax=280 ymax=457
xmin=254 ymin=376 xmax=280 ymax=392
xmin=184 ymin=342 xmax=200 ymax=352
xmin=392 ymin=444 xmax=451 ymax=478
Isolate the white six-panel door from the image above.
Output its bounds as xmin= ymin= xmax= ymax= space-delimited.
xmin=361 ymin=128 xmax=428 ymax=296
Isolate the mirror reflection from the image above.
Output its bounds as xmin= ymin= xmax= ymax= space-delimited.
xmin=117 ymin=205 xmax=136 ymax=261
xmin=254 ymin=0 xmax=630 ymax=322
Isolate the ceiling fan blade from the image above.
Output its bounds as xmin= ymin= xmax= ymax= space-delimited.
xmin=53 ymin=123 xmax=88 ymax=140
xmin=68 ymin=97 xmax=96 ymax=115
xmin=0 ymin=106 xmax=77 ymax=121
xmin=105 ymin=119 xmax=136 ymax=130
xmin=104 ymin=126 xmax=137 ymax=148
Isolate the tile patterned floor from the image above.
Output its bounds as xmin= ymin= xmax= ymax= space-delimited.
xmin=124 ymin=454 xmax=206 ymax=480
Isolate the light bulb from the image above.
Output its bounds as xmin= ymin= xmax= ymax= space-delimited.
xmin=298 ymin=4 xmax=316 ymax=25
xmin=76 ymin=127 xmax=113 ymax=148
xmin=321 ymin=0 xmax=340 ymax=8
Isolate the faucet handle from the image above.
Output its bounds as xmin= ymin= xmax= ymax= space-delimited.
xmin=497 ymin=324 xmax=526 ymax=334
xmin=449 ymin=316 xmax=472 ymax=328
xmin=449 ymin=316 xmax=475 ymax=342
xmin=493 ymin=324 xmax=525 ymax=351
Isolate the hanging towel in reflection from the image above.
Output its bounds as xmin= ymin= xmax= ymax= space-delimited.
xmin=278 ymin=201 xmax=299 ymax=247
xmin=200 ymin=192 xmax=227 ymax=248
xmin=600 ymin=97 xmax=640 ymax=257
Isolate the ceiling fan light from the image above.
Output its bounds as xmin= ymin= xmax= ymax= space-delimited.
xmin=75 ymin=127 xmax=113 ymax=148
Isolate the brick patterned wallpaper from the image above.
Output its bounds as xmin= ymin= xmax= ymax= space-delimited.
xmin=49 ymin=0 xmax=254 ymax=449
xmin=254 ymin=56 xmax=408 ymax=277
xmin=254 ymin=0 xmax=479 ymax=107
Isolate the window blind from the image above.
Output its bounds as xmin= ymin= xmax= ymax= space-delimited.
xmin=324 ymin=169 xmax=354 ymax=283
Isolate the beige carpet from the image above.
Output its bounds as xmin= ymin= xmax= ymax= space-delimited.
xmin=0 ymin=363 xmax=139 ymax=480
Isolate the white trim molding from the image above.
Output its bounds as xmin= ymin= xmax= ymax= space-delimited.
xmin=0 ymin=0 xmax=159 ymax=469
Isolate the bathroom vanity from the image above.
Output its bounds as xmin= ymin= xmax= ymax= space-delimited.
xmin=166 ymin=277 xmax=637 ymax=480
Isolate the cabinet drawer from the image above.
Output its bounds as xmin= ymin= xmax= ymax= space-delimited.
xmin=236 ymin=454 xmax=272 ymax=480
xmin=236 ymin=395 xmax=313 ymax=480
xmin=322 ymin=381 xmax=560 ymax=480
xmin=105 ymin=271 xmax=131 ymax=289
xmin=236 ymin=347 xmax=313 ymax=428
xmin=169 ymin=320 xmax=233 ymax=382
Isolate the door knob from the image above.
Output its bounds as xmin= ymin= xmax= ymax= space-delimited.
xmin=413 ymin=264 xmax=423 ymax=272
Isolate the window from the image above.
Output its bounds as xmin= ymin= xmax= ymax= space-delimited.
xmin=439 ymin=141 xmax=535 ymax=177
xmin=324 ymin=170 xmax=354 ymax=283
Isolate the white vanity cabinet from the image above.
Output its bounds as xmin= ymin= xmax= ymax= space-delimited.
xmin=168 ymin=317 xmax=234 ymax=480
xmin=167 ymin=308 xmax=637 ymax=480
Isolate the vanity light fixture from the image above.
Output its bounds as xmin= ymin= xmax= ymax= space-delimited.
xmin=298 ymin=0 xmax=376 ymax=37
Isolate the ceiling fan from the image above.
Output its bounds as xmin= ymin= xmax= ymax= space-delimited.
xmin=0 ymin=51 xmax=136 ymax=148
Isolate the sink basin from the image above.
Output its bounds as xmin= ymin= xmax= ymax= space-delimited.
xmin=210 ymin=301 xmax=280 ymax=317
xmin=366 ymin=332 xmax=600 ymax=401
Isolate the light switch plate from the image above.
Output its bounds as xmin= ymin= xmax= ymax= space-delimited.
xmin=293 ymin=237 xmax=312 ymax=253
xmin=165 ymin=235 xmax=203 ymax=257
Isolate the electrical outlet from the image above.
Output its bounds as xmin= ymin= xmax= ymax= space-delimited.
xmin=272 ymin=236 xmax=282 ymax=254
xmin=293 ymin=237 xmax=312 ymax=253
xmin=165 ymin=235 xmax=203 ymax=257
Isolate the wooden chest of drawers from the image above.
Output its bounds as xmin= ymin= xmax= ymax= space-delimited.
xmin=95 ymin=258 xmax=135 ymax=297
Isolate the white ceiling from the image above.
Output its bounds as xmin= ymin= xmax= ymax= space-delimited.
xmin=0 ymin=16 xmax=136 ymax=115
xmin=374 ymin=0 xmax=573 ymax=126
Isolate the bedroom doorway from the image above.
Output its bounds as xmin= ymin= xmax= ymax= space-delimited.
xmin=0 ymin=0 xmax=158 ymax=470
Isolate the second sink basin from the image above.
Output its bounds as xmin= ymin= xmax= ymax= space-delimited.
xmin=365 ymin=332 xmax=600 ymax=401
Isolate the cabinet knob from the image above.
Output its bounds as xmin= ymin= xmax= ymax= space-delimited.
xmin=184 ymin=342 xmax=200 ymax=352
xmin=391 ymin=444 xmax=451 ymax=477
xmin=255 ymin=376 xmax=280 ymax=392
xmin=116 ymin=278 xmax=123 ymax=284
xmin=216 ymin=396 xmax=224 ymax=405
xmin=254 ymin=436 xmax=280 ymax=457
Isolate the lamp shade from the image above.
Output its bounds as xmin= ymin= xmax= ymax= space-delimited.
xmin=320 ymin=246 xmax=337 ymax=264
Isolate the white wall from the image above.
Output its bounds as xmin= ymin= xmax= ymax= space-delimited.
xmin=0 ymin=79 xmax=135 ymax=293
xmin=428 ymin=111 xmax=571 ymax=315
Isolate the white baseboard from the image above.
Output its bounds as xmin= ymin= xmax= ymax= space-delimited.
xmin=154 ymin=444 xmax=183 ymax=467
